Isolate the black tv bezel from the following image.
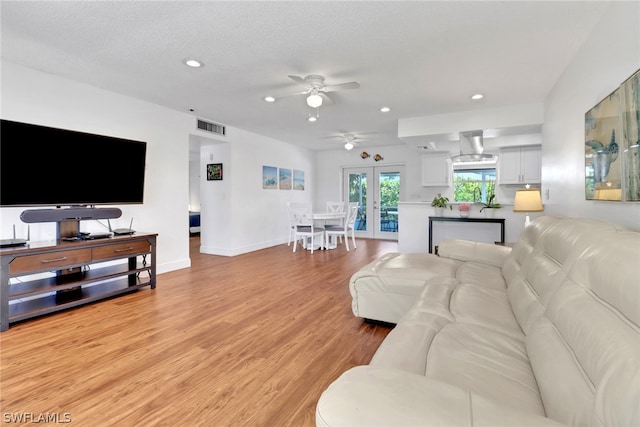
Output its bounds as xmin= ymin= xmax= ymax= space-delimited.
xmin=0 ymin=119 xmax=147 ymax=208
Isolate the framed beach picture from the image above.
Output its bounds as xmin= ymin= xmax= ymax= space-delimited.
xmin=279 ymin=168 xmax=292 ymax=190
xmin=206 ymin=163 xmax=223 ymax=181
xmin=262 ymin=165 xmax=277 ymax=189
xmin=293 ymin=170 xmax=305 ymax=190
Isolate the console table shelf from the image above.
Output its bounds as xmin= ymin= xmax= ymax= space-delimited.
xmin=428 ymin=216 xmax=505 ymax=254
xmin=0 ymin=233 xmax=157 ymax=331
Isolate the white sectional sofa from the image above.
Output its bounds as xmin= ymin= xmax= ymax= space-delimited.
xmin=316 ymin=216 xmax=640 ymax=427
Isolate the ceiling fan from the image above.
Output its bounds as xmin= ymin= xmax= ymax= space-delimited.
xmin=333 ymin=133 xmax=364 ymax=150
xmin=283 ymin=75 xmax=360 ymax=108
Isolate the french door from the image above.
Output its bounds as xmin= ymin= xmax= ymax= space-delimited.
xmin=343 ymin=165 xmax=404 ymax=240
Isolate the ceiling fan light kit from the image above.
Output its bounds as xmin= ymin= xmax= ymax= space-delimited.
xmin=306 ymin=93 xmax=323 ymax=108
xmin=307 ymin=109 xmax=319 ymax=122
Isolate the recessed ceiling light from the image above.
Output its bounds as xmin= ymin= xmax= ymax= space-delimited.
xmin=380 ymin=107 xmax=391 ymax=113
xmin=184 ymin=59 xmax=203 ymax=68
xmin=264 ymin=96 xmax=276 ymax=103
xmin=471 ymin=93 xmax=484 ymax=100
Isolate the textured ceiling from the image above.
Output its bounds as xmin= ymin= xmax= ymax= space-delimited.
xmin=1 ymin=1 xmax=610 ymax=151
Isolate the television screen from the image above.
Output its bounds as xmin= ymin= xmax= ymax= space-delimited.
xmin=1 ymin=119 xmax=147 ymax=207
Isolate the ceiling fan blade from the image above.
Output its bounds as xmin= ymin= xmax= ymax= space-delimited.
xmin=319 ymin=92 xmax=334 ymax=105
xmin=288 ymin=75 xmax=307 ymax=85
xmin=274 ymin=89 xmax=311 ymax=101
xmin=324 ymin=81 xmax=360 ymax=92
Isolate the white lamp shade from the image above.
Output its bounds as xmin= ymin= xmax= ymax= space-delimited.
xmin=306 ymin=93 xmax=323 ymax=108
xmin=513 ymin=189 xmax=544 ymax=212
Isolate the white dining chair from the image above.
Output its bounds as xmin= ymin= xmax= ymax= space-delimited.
xmin=325 ymin=201 xmax=345 ymax=228
xmin=288 ymin=203 xmax=324 ymax=254
xmin=325 ymin=203 xmax=358 ymax=251
xmin=286 ymin=202 xmax=309 ymax=246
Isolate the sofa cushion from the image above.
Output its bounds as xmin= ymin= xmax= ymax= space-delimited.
xmin=527 ymin=230 xmax=640 ymax=427
xmin=317 ymin=366 xmax=565 ymax=427
xmin=427 ymin=323 xmax=544 ymax=415
xmin=455 ymin=261 xmax=506 ymax=289
xmin=349 ymin=252 xmax=461 ymax=323
xmin=451 ymin=283 xmax=523 ymax=340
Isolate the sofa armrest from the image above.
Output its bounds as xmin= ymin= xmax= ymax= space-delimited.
xmin=437 ymin=239 xmax=512 ymax=268
xmin=316 ymin=366 xmax=564 ymax=427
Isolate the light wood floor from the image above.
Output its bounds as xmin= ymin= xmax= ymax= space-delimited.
xmin=0 ymin=236 xmax=396 ymax=426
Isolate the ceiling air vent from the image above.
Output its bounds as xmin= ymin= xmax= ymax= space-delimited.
xmin=197 ymin=119 xmax=226 ymax=136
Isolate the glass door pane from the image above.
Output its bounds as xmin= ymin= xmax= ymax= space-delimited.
xmin=374 ymin=167 xmax=402 ymax=239
xmin=345 ymin=168 xmax=372 ymax=238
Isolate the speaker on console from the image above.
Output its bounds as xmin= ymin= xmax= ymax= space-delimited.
xmin=20 ymin=207 xmax=122 ymax=223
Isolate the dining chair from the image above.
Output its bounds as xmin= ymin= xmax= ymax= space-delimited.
xmin=286 ymin=202 xmax=310 ymax=247
xmin=288 ymin=203 xmax=324 ymax=254
xmin=325 ymin=201 xmax=346 ymax=228
xmin=325 ymin=203 xmax=358 ymax=251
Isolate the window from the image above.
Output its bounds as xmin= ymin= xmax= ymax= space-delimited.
xmin=453 ymin=168 xmax=496 ymax=202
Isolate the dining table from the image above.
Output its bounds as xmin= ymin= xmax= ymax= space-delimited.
xmin=305 ymin=211 xmax=347 ymax=250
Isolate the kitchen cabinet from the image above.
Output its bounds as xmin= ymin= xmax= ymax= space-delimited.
xmin=499 ymin=146 xmax=541 ymax=184
xmin=421 ymin=153 xmax=451 ymax=186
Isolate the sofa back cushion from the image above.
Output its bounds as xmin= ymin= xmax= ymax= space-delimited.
xmin=503 ymin=217 xmax=622 ymax=335
xmin=526 ymin=229 xmax=640 ymax=427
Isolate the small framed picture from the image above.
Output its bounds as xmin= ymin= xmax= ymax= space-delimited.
xmin=207 ymin=163 xmax=223 ymax=181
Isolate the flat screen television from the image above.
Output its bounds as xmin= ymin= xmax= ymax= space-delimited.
xmin=1 ymin=119 xmax=147 ymax=207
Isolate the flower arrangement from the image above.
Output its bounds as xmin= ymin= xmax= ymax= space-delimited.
xmin=458 ymin=202 xmax=471 ymax=217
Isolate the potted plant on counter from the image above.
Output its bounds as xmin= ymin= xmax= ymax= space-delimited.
xmin=431 ymin=194 xmax=451 ymax=216
xmin=479 ymin=193 xmax=502 ymax=218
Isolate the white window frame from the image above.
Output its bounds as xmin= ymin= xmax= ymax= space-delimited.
xmin=452 ymin=163 xmax=497 ymax=203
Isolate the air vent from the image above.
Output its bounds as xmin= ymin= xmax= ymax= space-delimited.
xmin=197 ymin=119 xmax=226 ymax=136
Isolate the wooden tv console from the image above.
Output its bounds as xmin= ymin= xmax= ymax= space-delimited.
xmin=0 ymin=232 xmax=157 ymax=331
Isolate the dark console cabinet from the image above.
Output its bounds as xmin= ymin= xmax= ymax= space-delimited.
xmin=0 ymin=233 xmax=157 ymax=331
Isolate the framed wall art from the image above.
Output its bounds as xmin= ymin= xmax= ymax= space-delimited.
xmin=279 ymin=168 xmax=292 ymax=190
xmin=293 ymin=170 xmax=305 ymax=190
xmin=585 ymin=68 xmax=640 ymax=202
xmin=207 ymin=163 xmax=223 ymax=181
xmin=263 ymin=165 xmax=277 ymax=189
xmin=621 ymin=69 xmax=640 ymax=201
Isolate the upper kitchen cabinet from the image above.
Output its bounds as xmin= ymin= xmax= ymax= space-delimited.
xmin=421 ymin=153 xmax=451 ymax=186
xmin=499 ymin=145 xmax=541 ymax=185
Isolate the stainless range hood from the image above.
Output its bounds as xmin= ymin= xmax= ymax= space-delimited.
xmin=449 ymin=130 xmax=497 ymax=163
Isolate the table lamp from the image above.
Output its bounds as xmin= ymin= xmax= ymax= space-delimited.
xmin=513 ymin=188 xmax=544 ymax=227
xmin=594 ymin=188 xmax=622 ymax=201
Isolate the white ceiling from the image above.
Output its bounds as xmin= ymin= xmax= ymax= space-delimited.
xmin=1 ymin=1 xmax=610 ymax=151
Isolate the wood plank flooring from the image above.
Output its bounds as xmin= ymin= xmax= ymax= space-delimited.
xmin=0 ymin=237 xmax=396 ymax=426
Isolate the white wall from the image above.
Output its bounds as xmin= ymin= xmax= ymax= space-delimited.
xmin=542 ymin=1 xmax=640 ymax=229
xmin=198 ymin=126 xmax=315 ymax=256
xmin=189 ymin=158 xmax=201 ymax=212
xmin=0 ymin=60 xmax=193 ymax=273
